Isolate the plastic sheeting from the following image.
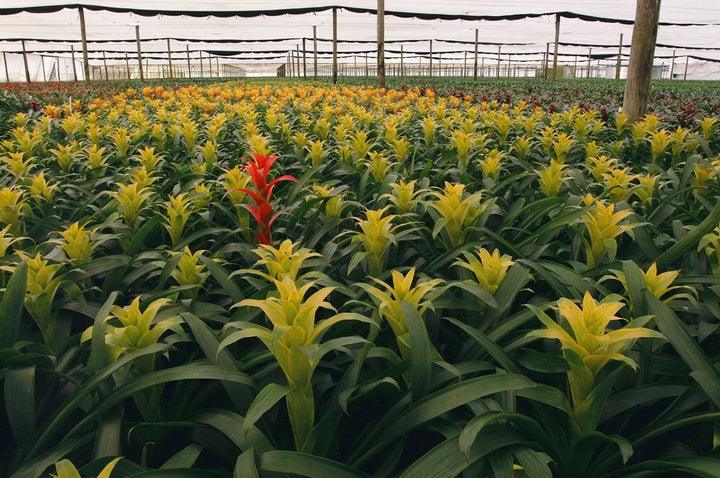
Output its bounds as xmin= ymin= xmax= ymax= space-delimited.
xmin=0 ymin=1 xmax=719 ymax=80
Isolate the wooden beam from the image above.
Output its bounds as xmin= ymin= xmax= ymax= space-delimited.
xmin=21 ymin=40 xmax=31 ymax=83
xmin=70 ymin=45 xmax=78 ymax=81
xmin=167 ymin=38 xmax=173 ymax=79
xmin=135 ymin=25 xmax=144 ymax=81
xmin=473 ymin=29 xmax=478 ymax=80
xmin=2 ymin=51 xmax=9 ymax=82
xmin=552 ymin=14 xmax=560 ymax=80
xmin=622 ymin=0 xmax=662 ymax=122
xmin=332 ymin=7 xmax=338 ymax=84
xmin=78 ymin=7 xmax=90 ymax=82
xmin=302 ymin=38 xmax=307 ymax=78
xmin=186 ymin=44 xmax=191 ymax=78
xmin=102 ymin=50 xmax=108 ymax=80
xmin=313 ymin=26 xmax=318 ymax=80
xmin=615 ymin=33 xmax=623 ymax=81
xmin=377 ymin=0 xmax=385 ymax=88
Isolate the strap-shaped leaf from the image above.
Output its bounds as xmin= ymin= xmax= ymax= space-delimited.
xmin=0 ymin=259 xmax=27 ymax=348
xmin=243 ymin=383 xmax=290 ymax=437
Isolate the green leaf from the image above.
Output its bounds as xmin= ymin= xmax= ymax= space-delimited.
xmin=10 ymin=433 xmax=93 ymax=478
xmin=191 ymin=409 xmax=274 ymax=454
xmin=181 ymin=312 xmax=253 ymax=412
xmin=514 ymin=447 xmax=553 ymax=478
xmin=160 ymin=444 xmax=203 ymax=469
xmin=243 ymin=383 xmax=290 ymax=437
xmin=398 ymin=427 xmax=527 ymax=478
xmin=198 ymin=255 xmax=245 ymax=302
xmin=53 ymin=459 xmax=81 ymax=478
xmin=4 ymin=365 xmax=36 ymax=450
xmin=97 ymin=457 xmax=123 ymax=478
xmin=234 ymin=448 xmax=259 ymax=478
xmin=445 ymin=317 xmax=519 ymax=373
xmin=0 ymin=259 xmax=27 ymax=348
xmin=352 ymin=373 xmax=536 ymax=466
xmin=656 ymin=200 xmax=720 ymax=269
xmin=260 ymin=450 xmax=371 ymax=478
xmin=619 ymin=456 xmax=720 ymax=478
xmin=401 ymin=301 xmax=432 ymax=403
xmin=92 ymin=406 xmax=122 ymax=460
xmin=459 ymin=412 xmax=545 ymax=458
xmin=90 ymin=291 xmax=118 ymax=374
xmin=646 ymin=293 xmax=720 ymax=408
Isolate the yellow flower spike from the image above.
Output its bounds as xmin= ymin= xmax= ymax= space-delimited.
xmin=359 ymin=267 xmax=443 ymax=359
xmin=494 ymin=112 xmax=513 ymax=145
xmin=450 ymin=129 xmax=474 ymax=167
xmin=134 ymin=146 xmax=162 ymax=172
xmin=49 ymin=142 xmax=81 ymax=173
xmin=421 ymin=116 xmax=437 ymax=146
xmin=385 ymin=179 xmax=422 ymax=215
xmin=454 ymin=247 xmax=515 ymax=295
xmin=609 ymin=263 xmax=695 ymax=306
xmin=573 ymin=114 xmax=592 ymax=143
xmin=162 ymin=193 xmax=193 ymax=246
xmin=59 ymin=113 xmax=84 ymax=137
xmin=84 ymin=144 xmax=107 ymax=172
xmin=0 ymin=187 xmax=25 ymax=235
xmin=641 ymin=114 xmax=661 ymax=134
xmin=537 ymin=159 xmax=567 ymax=197
xmin=584 ymin=200 xmax=637 ymax=268
xmin=528 ymin=291 xmax=663 ymax=434
xmin=171 ymin=247 xmax=209 ymax=298
xmin=2 ymin=151 xmax=33 ymax=177
xmin=669 ymin=126 xmax=690 ymax=161
xmin=130 ymin=166 xmax=156 ymax=190
xmin=584 ymin=141 xmax=602 ymax=160
xmin=221 ymin=165 xmax=252 ymax=208
xmin=587 ymin=155 xmax=619 ymax=183
xmin=390 ymin=137 xmax=412 ymax=165
xmin=634 ymin=173 xmax=660 ymax=205
xmin=367 ymin=151 xmax=393 ymax=182
xmin=511 ymin=136 xmax=534 ymax=161
xmin=0 ymin=224 xmax=21 ymax=258
xmin=312 ymin=184 xmax=344 ymax=219
xmin=479 ymin=149 xmax=504 ymax=182
xmin=350 ymin=130 xmax=372 ymax=160
xmin=177 ymin=120 xmax=199 ymax=151
xmin=111 ymin=183 xmax=152 ymax=230
xmin=247 ymin=134 xmax=272 ymax=156
xmin=699 ymin=225 xmax=720 ymax=276
xmin=20 ymin=252 xmax=62 ymax=345
xmin=352 ymin=207 xmax=398 ymax=276
xmin=250 ymin=238 xmax=321 ymax=282
xmin=647 ymin=130 xmax=672 ymax=164
xmin=698 ymin=117 xmax=718 ymax=142
xmin=602 ymin=167 xmax=637 ymax=203
xmin=110 ymin=127 xmax=132 ymax=156
xmin=56 ymin=221 xmax=94 ymax=265
xmin=313 ymin=117 xmax=332 ymax=140
xmin=306 ymin=140 xmax=327 ymax=168
xmin=551 ymin=132 xmax=576 ymax=163
xmin=430 ymin=182 xmax=485 ymax=248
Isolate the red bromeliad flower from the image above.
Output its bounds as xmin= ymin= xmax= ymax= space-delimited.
xmin=236 ymin=153 xmax=299 ymax=245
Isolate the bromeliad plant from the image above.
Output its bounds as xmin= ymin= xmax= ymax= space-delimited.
xmin=528 ymin=292 xmax=664 ymax=436
xmin=233 ymin=152 xmax=299 ymax=245
xmin=220 ymin=275 xmax=369 ymax=451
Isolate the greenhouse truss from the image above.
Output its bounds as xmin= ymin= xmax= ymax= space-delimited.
xmin=1 ymin=1 xmax=719 ymax=81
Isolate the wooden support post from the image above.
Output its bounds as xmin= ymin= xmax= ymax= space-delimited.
xmin=40 ymin=55 xmax=47 ymax=82
xmin=2 ymin=51 xmax=9 ymax=82
xmin=683 ymin=55 xmax=689 ymax=80
xmin=544 ymin=43 xmax=550 ymax=79
xmin=463 ymin=50 xmax=467 ymax=77
xmin=70 ymin=45 xmax=78 ymax=81
xmin=216 ymin=57 xmax=219 ymax=77
xmin=377 ymin=0 xmax=385 ymax=88
xmin=481 ymin=56 xmax=484 ymax=77
xmin=615 ymin=33 xmax=623 ymax=81
xmin=302 ymin=38 xmax=307 ymax=78
xmin=622 ymin=0 xmax=662 ymax=121
xmin=79 ymin=7 xmax=90 ymax=82
xmin=289 ymin=51 xmax=294 ymax=77
xmin=186 ymin=44 xmax=191 ymax=78
xmin=586 ymin=48 xmax=592 ymax=78
xmin=332 ymin=7 xmax=338 ymax=84
xmin=295 ymin=45 xmax=301 ymax=77
xmin=313 ymin=26 xmax=318 ymax=80
xmin=473 ymin=28 xmax=478 ymax=80
xmin=167 ymin=38 xmax=173 ymax=79
xmin=429 ymin=40 xmax=433 ymax=77
xmin=496 ymin=46 xmax=501 ymax=77
xmin=102 ymin=50 xmax=108 ymax=80
xmin=365 ymin=53 xmax=369 ymax=76
xmin=125 ymin=52 xmax=130 ymax=79
xmin=400 ymin=45 xmax=404 ymax=77
xmin=552 ymin=13 xmax=560 ymax=80
xmin=21 ymin=40 xmax=31 ymax=83
xmin=199 ymin=50 xmax=204 ymax=77
xmin=135 ymin=25 xmax=144 ymax=81
xmin=669 ymin=49 xmax=676 ymax=79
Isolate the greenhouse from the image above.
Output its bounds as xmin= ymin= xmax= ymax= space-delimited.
xmin=1 ymin=1 xmax=720 ymax=477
